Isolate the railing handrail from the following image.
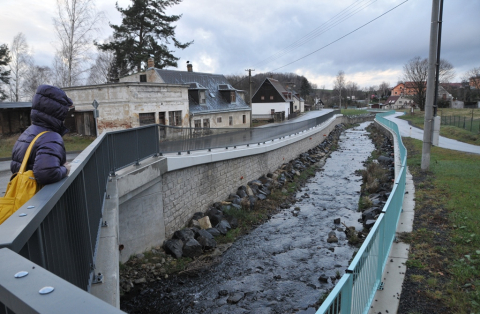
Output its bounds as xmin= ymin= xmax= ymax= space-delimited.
xmin=317 ymin=110 xmax=407 ymax=314
xmin=0 ymin=131 xmax=108 ymax=250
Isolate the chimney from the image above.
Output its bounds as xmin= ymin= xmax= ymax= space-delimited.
xmin=147 ymin=57 xmax=154 ymax=68
xmin=187 ymin=63 xmax=193 ymax=72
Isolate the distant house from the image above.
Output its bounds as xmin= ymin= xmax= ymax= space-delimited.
xmin=120 ymin=59 xmax=251 ymax=128
xmin=391 ymin=82 xmax=420 ymax=96
xmin=251 ymin=78 xmax=303 ymax=120
xmin=383 ymin=95 xmax=413 ymax=110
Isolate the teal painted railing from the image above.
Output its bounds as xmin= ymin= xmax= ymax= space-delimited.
xmin=317 ymin=111 xmax=407 ymax=314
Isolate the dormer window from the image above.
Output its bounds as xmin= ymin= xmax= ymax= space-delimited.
xmin=200 ymin=91 xmax=206 ymax=104
xmin=230 ymin=91 xmax=236 ymax=103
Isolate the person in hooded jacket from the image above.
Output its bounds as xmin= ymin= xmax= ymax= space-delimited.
xmin=10 ymin=85 xmax=72 ymax=185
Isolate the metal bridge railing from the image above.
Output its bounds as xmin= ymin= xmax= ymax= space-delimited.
xmin=317 ymin=110 xmax=407 ymax=314
xmin=0 ymin=110 xmax=341 ymax=313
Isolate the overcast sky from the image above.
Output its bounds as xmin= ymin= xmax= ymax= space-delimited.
xmin=1 ymin=0 xmax=479 ymax=89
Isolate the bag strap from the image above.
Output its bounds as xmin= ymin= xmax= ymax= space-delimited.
xmin=18 ymin=131 xmax=50 ymax=174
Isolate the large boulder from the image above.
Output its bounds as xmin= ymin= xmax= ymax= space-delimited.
xmin=182 ymin=239 xmax=203 ymax=258
xmin=216 ymin=220 xmax=232 ymax=235
xmin=164 ymin=239 xmax=183 ymax=259
xmin=197 ymin=235 xmax=217 ymax=250
xmin=206 ymin=228 xmax=221 ymax=237
xmin=236 ymin=189 xmax=247 ymax=198
xmin=206 ymin=208 xmax=224 ymax=226
xmin=173 ymin=229 xmax=195 ymax=243
xmin=197 ymin=216 xmax=212 ymax=229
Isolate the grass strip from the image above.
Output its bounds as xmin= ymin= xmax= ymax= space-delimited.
xmin=341 ymin=109 xmax=369 ymax=116
xmin=400 ymin=137 xmax=480 ymax=313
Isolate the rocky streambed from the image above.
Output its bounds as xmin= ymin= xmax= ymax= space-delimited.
xmin=121 ymin=121 xmax=391 ymax=314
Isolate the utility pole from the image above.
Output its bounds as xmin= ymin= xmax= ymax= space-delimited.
xmin=421 ymin=0 xmax=441 ymax=171
xmin=245 ymin=69 xmax=255 ymax=127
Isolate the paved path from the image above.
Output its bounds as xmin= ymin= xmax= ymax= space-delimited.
xmin=385 ymin=112 xmax=480 ymax=155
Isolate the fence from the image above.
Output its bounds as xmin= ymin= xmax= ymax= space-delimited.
xmin=317 ymin=110 xmax=407 ymax=314
xmin=441 ymin=115 xmax=480 ymax=133
xmin=0 ymin=110 xmax=340 ymax=313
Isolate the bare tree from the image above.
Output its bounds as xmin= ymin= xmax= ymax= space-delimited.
xmin=8 ymin=33 xmax=31 ymax=101
xmin=403 ymin=56 xmax=455 ymax=110
xmin=378 ymin=81 xmax=390 ymax=99
xmin=53 ymin=0 xmax=105 ymax=87
xmin=346 ymin=81 xmax=358 ymax=102
xmin=463 ymin=66 xmax=480 ymax=90
xmin=23 ymin=65 xmax=53 ymax=100
xmin=87 ymin=41 xmax=115 ymax=85
xmin=0 ymin=44 xmax=11 ymax=101
xmin=334 ymin=70 xmax=346 ymax=109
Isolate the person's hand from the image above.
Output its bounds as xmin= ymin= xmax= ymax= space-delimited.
xmin=64 ymin=162 xmax=71 ymax=176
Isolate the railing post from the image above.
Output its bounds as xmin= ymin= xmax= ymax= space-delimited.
xmin=155 ymin=124 xmax=160 ymax=156
xmin=340 ymin=274 xmax=353 ymax=314
xmin=135 ymin=129 xmax=140 ymax=166
xmin=36 ymin=226 xmax=47 ymax=268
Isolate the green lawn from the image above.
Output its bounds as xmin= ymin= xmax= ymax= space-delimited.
xmin=402 ymin=137 xmax=480 ymax=313
xmin=0 ymin=134 xmax=95 ymax=158
xmin=341 ymin=109 xmax=369 ymax=116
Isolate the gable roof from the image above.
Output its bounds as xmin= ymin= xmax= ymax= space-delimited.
xmin=384 ymin=96 xmax=400 ymax=104
xmin=253 ymin=78 xmax=294 ymax=102
xmin=154 ymin=69 xmax=250 ymax=114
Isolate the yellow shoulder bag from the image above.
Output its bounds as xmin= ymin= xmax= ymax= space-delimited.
xmin=0 ymin=131 xmax=49 ymax=224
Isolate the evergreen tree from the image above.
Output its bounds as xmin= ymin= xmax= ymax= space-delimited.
xmin=97 ymin=0 xmax=192 ymax=77
xmin=0 ymin=44 xmax=11 ymax=101
xmin=300 ymin=77 xmax=312 ymax=99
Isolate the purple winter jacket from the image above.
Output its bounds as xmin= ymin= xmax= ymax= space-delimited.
xmin=10 ymin=85 xmax=73 ymax=185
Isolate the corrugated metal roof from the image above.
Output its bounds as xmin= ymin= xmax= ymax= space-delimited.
xmin=0 ymin=102 xmax=32 ymax=109
xmin=155 ymin=69 xmax=250 ymax=114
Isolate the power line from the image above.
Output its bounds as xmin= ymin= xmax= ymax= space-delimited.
xmin=252 ymin=0 xmax=378 ymax=68
xmin=268 ymin=0 xmax=409 ymax=73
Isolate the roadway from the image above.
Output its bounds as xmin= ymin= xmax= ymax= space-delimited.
xmin=257 ymin=108 xmax=334 ymax=127
xmin=385 ymin=112 xmax=480 ymax=155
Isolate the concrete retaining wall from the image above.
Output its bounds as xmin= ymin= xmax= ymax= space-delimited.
xmin=115 ymin=114 xmax=375 ymax=261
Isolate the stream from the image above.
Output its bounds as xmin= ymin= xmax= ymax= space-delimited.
xmin=122 ymin=121 xmax=375 ymax=314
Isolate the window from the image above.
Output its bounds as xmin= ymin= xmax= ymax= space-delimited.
xmin=243 ymin=115 xmax=246 ymax=124
xmin=139 ymin=112 xmax=155 ymax=125
xmin=194 ymin=119 xmax=201 ymax=128
xmin=295 ymin=106 xmax=297 ymax=110
xmin=270 ymin=95 xmax=274 ymax=100
xmin=217 ymin=117 xmax=222 ymax=123
xmin=169 ymin=111 xmax=182 ymax=126
xmin=261 ymin=96 xmax=265 ymax=100
xmin=394 ymin=92 xmax=397 ymax=95
xmin=199 ymin=91 xmax=206 ymax=104
xmin=140 ymin=74 xmax=147 ymax=82
xmin=230 ymin=91 xmax=236 ymax=102
xmin=203 ymin=119 xmax=210 ymax=128
xmin=229 ymin=116 xmax=233 ymax=126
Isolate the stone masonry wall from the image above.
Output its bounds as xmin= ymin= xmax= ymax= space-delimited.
xmin=161 ymin=116 xmax=347 ymax=237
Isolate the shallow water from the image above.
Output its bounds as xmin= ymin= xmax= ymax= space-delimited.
xmin=122 ymin=121 xmax=375 ymax=314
